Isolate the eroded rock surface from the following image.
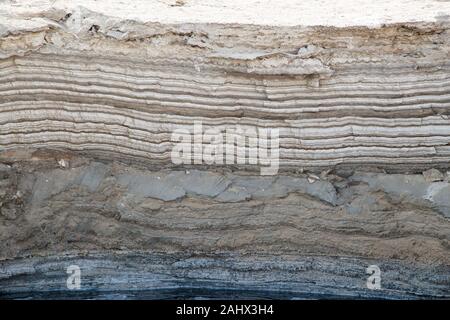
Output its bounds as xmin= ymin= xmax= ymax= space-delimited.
xmin=0 ymin=0 xmax=449 ymax=299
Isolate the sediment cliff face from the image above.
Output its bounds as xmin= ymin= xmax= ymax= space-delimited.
xmin=0 ymin=0 xmax=449 ymax=299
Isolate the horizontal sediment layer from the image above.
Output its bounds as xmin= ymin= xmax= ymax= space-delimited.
xmin=0 ymin=2 xmax=450 ymax=171
xmin=1 ymin=252 xmax=449 ymax=299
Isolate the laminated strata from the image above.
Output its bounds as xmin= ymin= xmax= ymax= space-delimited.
xmin=0 ymin=0 xmax=449 ymax=299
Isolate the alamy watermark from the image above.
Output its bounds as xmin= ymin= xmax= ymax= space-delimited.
xmin=366 ymin=265 xmax=381 ymax=290
xmin=66 ymin=265 xmax=81 ymax=290
xmin=170 ymin=121 xmax=279 ymax=175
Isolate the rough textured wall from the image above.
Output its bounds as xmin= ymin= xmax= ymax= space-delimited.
xmin=0 ymin=0 xmax=449 ymax=299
